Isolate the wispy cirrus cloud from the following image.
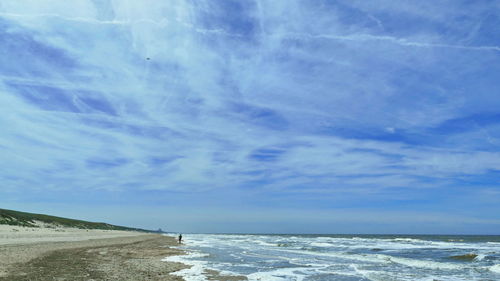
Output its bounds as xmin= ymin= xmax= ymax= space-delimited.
xmin=1 ymin=0 xmax=499 ymax=232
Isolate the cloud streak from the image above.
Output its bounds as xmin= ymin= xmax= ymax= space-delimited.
xmin=1 ymin=0 xmax=499 ymax=232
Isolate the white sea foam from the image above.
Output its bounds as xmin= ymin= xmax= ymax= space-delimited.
xmin=474 ymin=254 xmax=486 ymax=261
xmin=247 ymin=267 xmax=308 ymax=281
xmin=417 ymin=276 xmax=481 ymax=281
xmin=351 ymin=264 xmax=426 ymax=281
xmin=162 ymin=251 xmax=210 ymax=281
xmin=392 ymin=238 xmax=425 ymax=243
xmin=310 ymin=242 xmax=333 ymax=247
xmin=490 ymin=264 xmax=500 ymax=273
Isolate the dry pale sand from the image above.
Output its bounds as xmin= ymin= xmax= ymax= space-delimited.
xmin=0 ymin=224 xmax=142 ymax=245
xmin=0 ymin=225 xmax=246 ymax=281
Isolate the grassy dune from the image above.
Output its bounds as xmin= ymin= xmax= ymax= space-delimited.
xmin=0 ymin=208 xmax=148 ymax=231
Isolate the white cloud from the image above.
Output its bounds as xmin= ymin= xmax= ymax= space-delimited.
xmin=0 ymin=0 xmax=499 ymax=201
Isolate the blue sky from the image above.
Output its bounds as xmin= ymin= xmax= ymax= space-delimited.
xmin=1 ymin=0 xmax=500 ymax=234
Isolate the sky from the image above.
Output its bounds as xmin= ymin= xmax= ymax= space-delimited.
xmin=1 ymin=0 xmax=500 ymax=234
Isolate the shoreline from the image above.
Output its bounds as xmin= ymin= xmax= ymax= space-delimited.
xmin=163 ymin=242 xmax=248 ymax=281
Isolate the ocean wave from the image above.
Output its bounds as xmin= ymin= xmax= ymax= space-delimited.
xmin=279 ymin=248 xmax=387 ymax=264
xmin=392 ymin=238 xmax=425 ymax=243
xmin=169 ymin=234 xmax=500 ymax=280
xmin=280 ymin=247 xmax=464 ymax=270
xmin=254 ymin=240 xmax=276 ymax=247
xmin=379 ymin=255 xmax=463 ymax=270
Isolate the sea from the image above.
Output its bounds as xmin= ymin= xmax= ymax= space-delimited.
xmin=163 ymin=234 xmax=500 ymax=281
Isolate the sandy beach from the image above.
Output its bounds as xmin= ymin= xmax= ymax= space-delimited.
xmin=0 ymin=225 xmax=248 ymax=281
xmin=0 ymin=225 xmax=187 ymax=280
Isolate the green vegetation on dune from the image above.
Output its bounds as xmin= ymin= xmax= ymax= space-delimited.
xmin=0 ymin=208 xmax=149 ymax=232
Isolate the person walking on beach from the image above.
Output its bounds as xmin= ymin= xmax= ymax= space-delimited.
xmin=178 ymin=234 xmax=182 ymax=244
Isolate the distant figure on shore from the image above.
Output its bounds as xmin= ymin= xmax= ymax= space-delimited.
xmin=178 ymin=234 xmax=182 ymax=244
